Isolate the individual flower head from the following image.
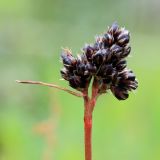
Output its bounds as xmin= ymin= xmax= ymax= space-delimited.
xmin=60 ymin=22 xmax=138 ymax=100
xmin=60 ymin=49 xmax=92 ymax=91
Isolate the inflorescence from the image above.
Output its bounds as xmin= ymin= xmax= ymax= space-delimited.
xmin=60 ymin=22 xmax=138 ymax=100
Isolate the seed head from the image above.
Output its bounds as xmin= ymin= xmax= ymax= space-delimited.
xmin=60 ymin=22 xmax=138 ymax=100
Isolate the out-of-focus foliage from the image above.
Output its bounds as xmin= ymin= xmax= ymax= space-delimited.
xmin=0 ymin=0 xmax=160 ymax=159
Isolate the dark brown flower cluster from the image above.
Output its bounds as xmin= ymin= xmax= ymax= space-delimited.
xmin=60 ymin=22 xmax=138 ymax=100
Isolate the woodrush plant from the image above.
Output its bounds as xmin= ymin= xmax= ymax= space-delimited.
xmin=17 ymin=22 xmax=138 ymax=160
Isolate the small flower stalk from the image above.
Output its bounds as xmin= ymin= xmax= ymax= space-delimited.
xmin=17 ymin=22 xmax=138 ymax=160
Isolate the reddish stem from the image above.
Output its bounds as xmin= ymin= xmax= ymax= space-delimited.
xmin=84 ymin=114 xmax=92 ymax=160
xmin=83 ymin=78 xmax=99 ymax=160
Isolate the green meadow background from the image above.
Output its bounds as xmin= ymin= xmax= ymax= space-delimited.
xmin=0 ymin=0 xmax=160 ymax=159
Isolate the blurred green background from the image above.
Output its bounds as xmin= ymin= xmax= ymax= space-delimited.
xmin=0 ymin=0 xmax=160 ymax=159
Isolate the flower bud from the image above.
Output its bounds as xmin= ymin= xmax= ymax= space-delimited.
xmin=102 ymin=33 xmax=114 ymax=47
xmin=60 ymin=68 xmax=69 ymax=80
xmin=69 ymin=76 xmax=80 ymax=89
xmin=111 ymin=86 xmax=129 ymax=100
xmin=85 ymin=63 xmax=97 ymax=74
xmin=98 ymin=64 xmax=113 ymax=77
xmin=61 ymin=51 xmax=77 ymax=69
xmin=83 ymin=45 xmax=95 ymax=62
xmin=116 ymin=59 xmax=127 ymax=71
xmin=104 ymin=49 xmax=112 ymax=62
xmin=76 ymin=62 xmax=86 ymax=76
xmin=95 ymin=36 xmax=103 ymax=49
xmin=92 ymin=50 xmax=105 ymax=66
xmin=121 ymin=45 xmax=131 ymax=58
xmin=117 ymin=30 xmax=130 ymax=46
xmin=110 ymin=44 xmax=123 ymax=58
xmin=108 ymin=22 xmax=119 ymax=36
